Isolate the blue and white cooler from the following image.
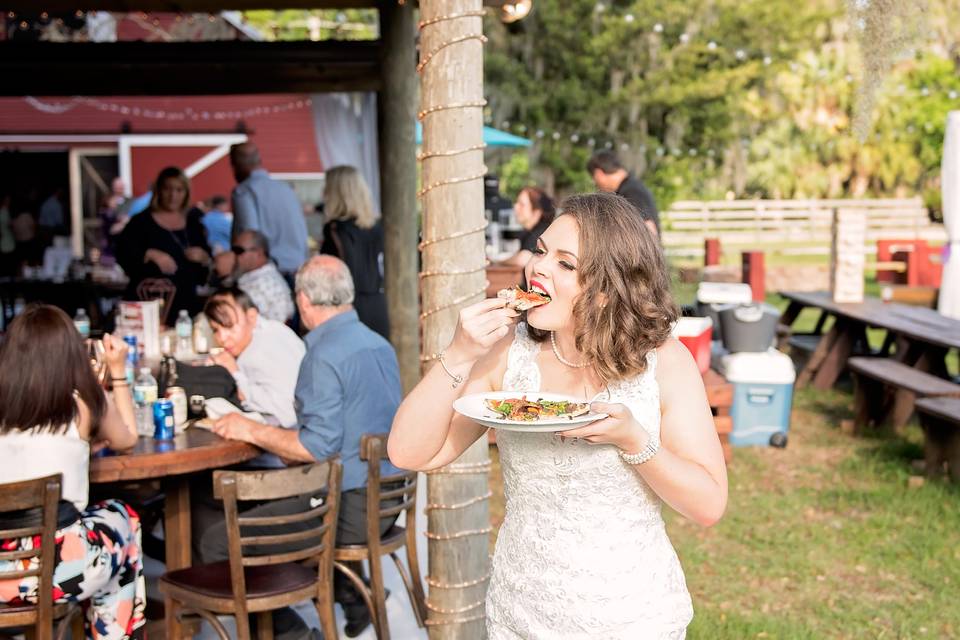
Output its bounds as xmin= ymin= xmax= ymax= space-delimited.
xmin=718 ymin=348 xmax=795 ymax=448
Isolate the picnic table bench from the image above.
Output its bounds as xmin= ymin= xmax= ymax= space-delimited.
xmin=779 ymin=291 xmax=960 ymax=391
xmin=914 ymin=397 xmax=960 ymax=482
xmin=848 ymin=357 xmax=960 ymax=432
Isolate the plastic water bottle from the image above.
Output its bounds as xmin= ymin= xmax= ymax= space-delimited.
xmin=175 ymin=310 xmax=193 ymax=358
xmin=133 ymin=367 xmax=159 ymax=436
xmin=73 ymin=308 xmax=90 ymax=339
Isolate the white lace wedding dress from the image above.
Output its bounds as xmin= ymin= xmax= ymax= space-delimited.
xmin=486 ymin=324 xmax=694 ymax=639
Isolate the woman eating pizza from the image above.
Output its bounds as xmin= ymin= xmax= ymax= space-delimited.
xmin=389 ymin=192 xmax=727 ymax=639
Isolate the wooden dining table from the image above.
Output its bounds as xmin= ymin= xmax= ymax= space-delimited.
xmin=779 ymin=290 xmax=960 ymax=390
xmin=89 ymin=428 xmax=259 ymax=572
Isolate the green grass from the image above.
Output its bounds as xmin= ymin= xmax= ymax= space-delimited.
xmin=666 ymin=387 xmax=960 ymax=639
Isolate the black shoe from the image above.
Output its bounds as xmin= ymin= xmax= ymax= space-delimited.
xmin=342 ymin=589 xmax=389 ymax=638
xmin=343 ymin=604 xmax=372 ymax=638
xmin=270 ymin=607 xmax=313 ymax=640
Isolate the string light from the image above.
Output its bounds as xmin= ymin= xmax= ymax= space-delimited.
xmin=424 ymin=492 xmax=493 ymax=512
xmin=418 ymin=222 xmax=489 ymax=251
xmin=417 ymin=99 xmax=488 ymax=121
xmin=424 ymin=613 xmax=485 ymax=626
xmin=417 ymin=33 xmax=489 ymax=73
xmin=425 ymin=460 xmax=491 ymax=474
xmin=426 ymin=573 xmax=490 ymax=589
xmin=418 ymin=10 xmax=486 ymax=29
xmin=419 ymin=261 xmax=489 ymax=280
xmin=419 ymin=289 xmax=488 ymax=322
xmin=424 ymin=527 xmax=493 ymax=540
xmin=22 ymin=96 xmax=313 ymax=122
xmin=418 ymin=143 xmax=487 ymax=161
xmin=424 ymin=598 xmax=485 ymax=614
xmin=416 ymin=169 xmax=489 ymax=199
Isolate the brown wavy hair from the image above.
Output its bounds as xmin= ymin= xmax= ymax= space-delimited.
xmin=528 ymin=192 xmax=678 ymax=382
xmin=0 ymin=304 xmax=106 ymax=434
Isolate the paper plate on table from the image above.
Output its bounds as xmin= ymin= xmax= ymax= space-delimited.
xmin=453 ymin=391 xmax=606 ymax=432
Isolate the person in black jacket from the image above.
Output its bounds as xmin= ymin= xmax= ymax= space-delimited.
xmin=319 ymin=165 xmax=389 ymax=339
xmin=116 ymin=167 xmax=211 ymax=318
xmin=587 ymin=150 xmax=661 ymax=238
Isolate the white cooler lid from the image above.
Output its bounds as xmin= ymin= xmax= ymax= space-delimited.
xmin=671 ymin=316 xmax=713 ymax=337
xmin=719 ymin=348 xmax=796 ymax=384
xmin=697 ymin=282 xmax=753 ymax=305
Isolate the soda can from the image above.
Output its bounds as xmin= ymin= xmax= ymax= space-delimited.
xmin=153 ymin=399 xmax=175 ymax=440
xmin=166 ymin=386 xmax=188 ymax=427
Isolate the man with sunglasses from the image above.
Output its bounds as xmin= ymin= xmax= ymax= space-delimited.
xmin=232 ymin=229 xmax=294 ymax=323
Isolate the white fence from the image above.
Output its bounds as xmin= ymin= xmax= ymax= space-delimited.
xmin=661 ymin=198 xmax=948 ymax=258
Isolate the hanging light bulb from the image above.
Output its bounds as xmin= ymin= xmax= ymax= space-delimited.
xmin=501 ymin=0 xmax=534 ymax=24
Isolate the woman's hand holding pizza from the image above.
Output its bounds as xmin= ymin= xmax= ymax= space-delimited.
xmin=443 ymin=298 xmax=520 ymax=367
xmin=559 ymin=401 xmax=651 ymax=454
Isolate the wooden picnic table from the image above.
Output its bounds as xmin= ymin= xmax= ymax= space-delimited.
xmin=89 ymin=429 xmax=259 ymax=572
xmin=779 ymin=290 xmax=960 ymax=390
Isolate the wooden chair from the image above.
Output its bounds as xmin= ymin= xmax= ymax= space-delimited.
xmin=159 ymin=460 xmax=342 ymax=640
xmin=334 ymin=434 xmax=426 ymax=640
xmin=0 ymin=475 xmax=82 ymax=640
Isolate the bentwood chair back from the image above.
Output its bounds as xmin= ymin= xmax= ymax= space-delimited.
xmin=0 ymin=474 xmax=82 ymax=640
xmin=159 ymin=459 xmax=342 ymax=640
xmin=333 ymin=434 xmax=426 ymax=640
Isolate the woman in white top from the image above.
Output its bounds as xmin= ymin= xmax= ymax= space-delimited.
xmin=389 ymin=193 xmax=728 ymax=638
xmin=0 ymin=305 xmax=145 ymax=640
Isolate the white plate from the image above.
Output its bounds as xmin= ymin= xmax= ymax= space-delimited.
xmin=453 ymin=391 xmax=606 ymax=432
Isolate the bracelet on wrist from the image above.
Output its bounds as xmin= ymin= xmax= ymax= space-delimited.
xmin=437 ymin=351 xmax=465 ymax=389
xmin=618 ymin=437 xmax=660 ymax=465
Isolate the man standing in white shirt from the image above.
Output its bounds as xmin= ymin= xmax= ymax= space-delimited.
xmin=232 ymin=230 xmax=295 ymax=323
xmin=203 ymin=287 xmax=304 ymax=430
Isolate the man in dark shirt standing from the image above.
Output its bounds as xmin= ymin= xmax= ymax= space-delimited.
xmin=587 ymin=150 xmax=661 ymax=238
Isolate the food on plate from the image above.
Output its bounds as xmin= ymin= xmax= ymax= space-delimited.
xmin=497 ymin=285 xmax=551 ymax=311
xmin=484 ymin=396 xmax=590 ymax=421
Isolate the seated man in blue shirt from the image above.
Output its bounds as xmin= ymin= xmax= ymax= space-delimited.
xmin=207 ymin=255 xmax=401 ymax=639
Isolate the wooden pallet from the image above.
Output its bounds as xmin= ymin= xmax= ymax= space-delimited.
xmin=704 ymin=368 xmax=734 ymax=462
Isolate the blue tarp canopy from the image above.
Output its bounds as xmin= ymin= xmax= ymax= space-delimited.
xmin=415 ymin=122 xmax=532 ymax=147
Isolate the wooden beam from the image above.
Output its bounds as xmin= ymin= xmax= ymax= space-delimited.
xmin=2 ymin=0 xmax=378 ymax=10
xmin=378 ymin=1 xmax=420 ymax=394
xmin=0 ymin=40 xmax=381 ymax=96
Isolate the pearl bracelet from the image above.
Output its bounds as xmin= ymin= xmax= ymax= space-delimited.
xmin=618 ymin=438 xmax=660 ymax=465
xmin=437 ymin=351 xmax=465 ymax=389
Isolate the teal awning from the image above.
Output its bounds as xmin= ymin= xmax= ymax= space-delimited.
xmin=415 ymin=122 xmax=532 ymax=148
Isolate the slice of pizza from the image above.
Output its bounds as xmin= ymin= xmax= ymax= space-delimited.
xmin=497 ymin=285 xmax=551 ymax=311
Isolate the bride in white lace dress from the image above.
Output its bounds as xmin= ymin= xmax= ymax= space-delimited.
xmin=390 ymin=193 xmax=728 ymax=638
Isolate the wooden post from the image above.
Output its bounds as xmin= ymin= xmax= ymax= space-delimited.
xmin=379 ymin=0 xmax=420 ymax=393
xmin=741 ymin=250 xmax=765 ymax=302
xmin=419 ymin=1 xmax=490 ymax=638
xmin=704 ymin=238 xmax=721 ymax=267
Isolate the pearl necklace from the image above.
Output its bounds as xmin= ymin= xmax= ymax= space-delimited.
xmin=550 ymin=332 xmax=590 ymax=368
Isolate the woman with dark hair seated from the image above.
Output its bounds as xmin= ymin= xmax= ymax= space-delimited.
xmin=0 ymin=305 xmax=145 ymax=640
xmin=500 ymin=186 xmax=556 ymax=267
xmin=116 ymin=166 xmax=212 ymax=317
